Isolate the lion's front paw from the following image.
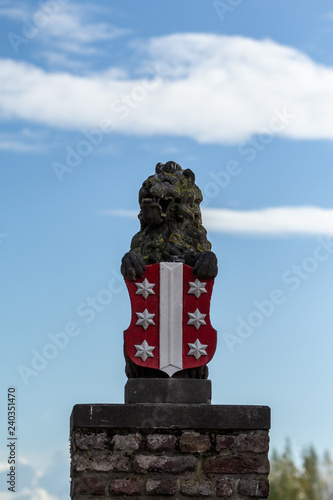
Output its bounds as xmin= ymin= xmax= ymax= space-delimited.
xmin=121 ymin=252 xmax=146 ymax=280
xmin=193 ymin=251 xmax=218 ymax=279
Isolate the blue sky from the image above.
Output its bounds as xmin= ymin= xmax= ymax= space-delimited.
xmin=0 ymin=0 xmax=332 ymax=498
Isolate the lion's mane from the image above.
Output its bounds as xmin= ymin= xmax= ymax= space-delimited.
xmin=129 ymin=161 xmax=212 ymax=265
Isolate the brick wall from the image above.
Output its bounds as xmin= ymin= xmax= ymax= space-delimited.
xmin=70 ymin=404 xmax=270 ymax=499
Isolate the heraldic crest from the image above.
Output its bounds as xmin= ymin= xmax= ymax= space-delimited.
xmin=121 ymin=161 xmax=218 ymax=379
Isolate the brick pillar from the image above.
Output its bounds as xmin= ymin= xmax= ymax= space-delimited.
xmin=70 ymin=397 xmax=270 ymax=499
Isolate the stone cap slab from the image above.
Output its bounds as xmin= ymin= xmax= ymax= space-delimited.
xmin=125 ymin=378 xmax=212 ymax=404
xmin=71 ymin=404 xmax=270 ymax=431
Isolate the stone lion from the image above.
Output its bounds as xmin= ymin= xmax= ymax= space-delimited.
xmin=121 ymin=161 xmax=218 ymax=379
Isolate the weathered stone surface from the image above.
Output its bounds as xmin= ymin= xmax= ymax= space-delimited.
xmin=125 ymin=378 xmax=212 ymax=404
xmin=112 ymin=433 xmax=141 ymax=452
xmin=133 ymin=454 xmax=197 ymax=474
xmin=93 ymin=453 xmax=131 ymax=472
xmin=145 ymin=479 xmax=177 ymax=496
xmin=181 ymin=479 xmax=212 ymax=497
xmin=73 ymin=453 xmax=130 ymax=473
xmin=203 ymin=455 xmax=270 ymax=474
xmin=71 ymin=404 xmax=271 ymax=431
xmin=238 ymin=478 xmax=269 ymax=497
xmin=237 ymin=432 xmax=269 ymax=454
xmin=72 ymin=455 xmax=89 ymax=473
xmin=216 ymin=435 xmax=235 ymax=452
xmin=74 ymin=432 xmax=108 ymax=450
xmin=146 ymin=434 xmax=177 ymax=452
xmin=72 ymin=477 xmax=106 ymax=495
xmin=109 ymin=478 xmax=142 ymax=496
xmin=216 ymin=478 xmax=236 ymax=497
xmin=70 ymin=404 xmax=271 ymax=500
xmin=133 ymin=455 xmax=166 ymax=474
xmin=180 ymin=431 xmax=211 ymax=453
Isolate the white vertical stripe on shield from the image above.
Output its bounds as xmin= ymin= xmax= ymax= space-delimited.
xmin=159 ymin=262 xmax=183 ymax=376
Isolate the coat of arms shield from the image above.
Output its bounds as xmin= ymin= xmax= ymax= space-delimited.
xmin=124 ymin=262 xmax=217 ymax=376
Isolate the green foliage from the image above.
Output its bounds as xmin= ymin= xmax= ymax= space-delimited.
xmin=269 ymin=440 xmax=333 ymax=500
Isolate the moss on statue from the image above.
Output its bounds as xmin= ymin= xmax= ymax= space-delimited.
xmin=127 ymin=162 xmax=214 ymax=269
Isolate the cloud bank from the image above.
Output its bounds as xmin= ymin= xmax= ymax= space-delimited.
xmin=202 ymin=206 xmax=333 ymax=236
xmin=0 ymin=33 xmax=332 ymax=143
xmin=102 ymin=207 xmax=333 ymax=236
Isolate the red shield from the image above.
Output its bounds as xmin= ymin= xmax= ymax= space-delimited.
xmin=124 ymin=262 xmax=217 ymax=376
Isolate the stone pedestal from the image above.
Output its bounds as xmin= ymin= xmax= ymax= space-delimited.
xmin=125 ymin=378 xmax=212 ymax=404
xmin=70 ymin=401 xmax=271 ymax=499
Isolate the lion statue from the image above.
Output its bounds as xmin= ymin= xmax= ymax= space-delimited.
xmin=121 ymin=161 xmax=218 ymax=379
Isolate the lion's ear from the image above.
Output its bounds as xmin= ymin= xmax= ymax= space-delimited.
xmin=155 ymin=162 xmax=163 ymax=173
xmin=183 ymin=168 xmax=195 ymax=183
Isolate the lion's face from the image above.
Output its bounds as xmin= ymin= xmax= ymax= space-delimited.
xmin=138 ymin=162 xmax=203 ymax=227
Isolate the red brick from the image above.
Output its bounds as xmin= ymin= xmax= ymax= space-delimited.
xmin=112 ymin=433 xmax=141 ymax=452
xmin=216 ymin=435 xmax=235 ymax=452
xmin=238 ymin=478 xmax=269 ymax=497
xmin=72 ymin=477 xmax=106 ymax=495
xmin=145 ymin=479 xmax=177 ymax=495
xmin=216 ymin=478 xmax=235 ymax=497
xmin=237 ymin=432 xmax=269 ymax=454
xmin=203 ymin=455 xmax=269 ymax=474
xmin=133 ymin=454 xmax=197 ymax=474
xmin=181 ymin=479 xmax=212 ymax=496
xmin=146 ymin=434 xmax=176 ymax=451
xmin=109 ymin=478 xmax=142 ymax=495
xmin=180 ymin=431 xmax=211 ymax=453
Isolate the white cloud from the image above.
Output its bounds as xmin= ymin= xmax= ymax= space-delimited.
xmin=202 ymin=206 xmax=333 ymax=236
xmin=0 ymin=459 xmax=39 ymax=497
xmin=36 ymin=51 xmax=87 ymax=70
xmin=102 ymin=207 xmax=333 ymax=236
xmin=38 ymin=448 xmax=70 ymax=498
xmin=0 ymin=130 xmax=48 ymax=153
xmin=1 ymin=1 xmax=129 ymax=56
xmin=38 ymin=4 xmax=128 ymax=53
xmin=0 ymin=447 xmax=69 ymax=500
xmin=0 ymin=5 xmax=27 ymax=20
xmin=0 ymin=138 xmax=42 ymax=153
xmin=0 ymin=34 xmax=332 ymax=143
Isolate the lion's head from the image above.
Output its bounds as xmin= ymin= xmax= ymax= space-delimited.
xmin=138 ymin=161 xmax=203 ymax=229
xmin=129 ymin=161 xmax=211 ymax=264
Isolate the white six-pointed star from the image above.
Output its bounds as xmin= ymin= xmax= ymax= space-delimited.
xmin=134 ymin=340 xmax=155 ymax=361
xmin=136 ymin=309 xmax=155 ymax=330
xmin=187 ymin=339 xmax=208 ymax=360
xmin=188 ymin=278 xmax=207 ymax=298
xmin=187 ymin=309 xmax=206 ymax=330
xmin=135 ymin=278 xmax=155 ymax=299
